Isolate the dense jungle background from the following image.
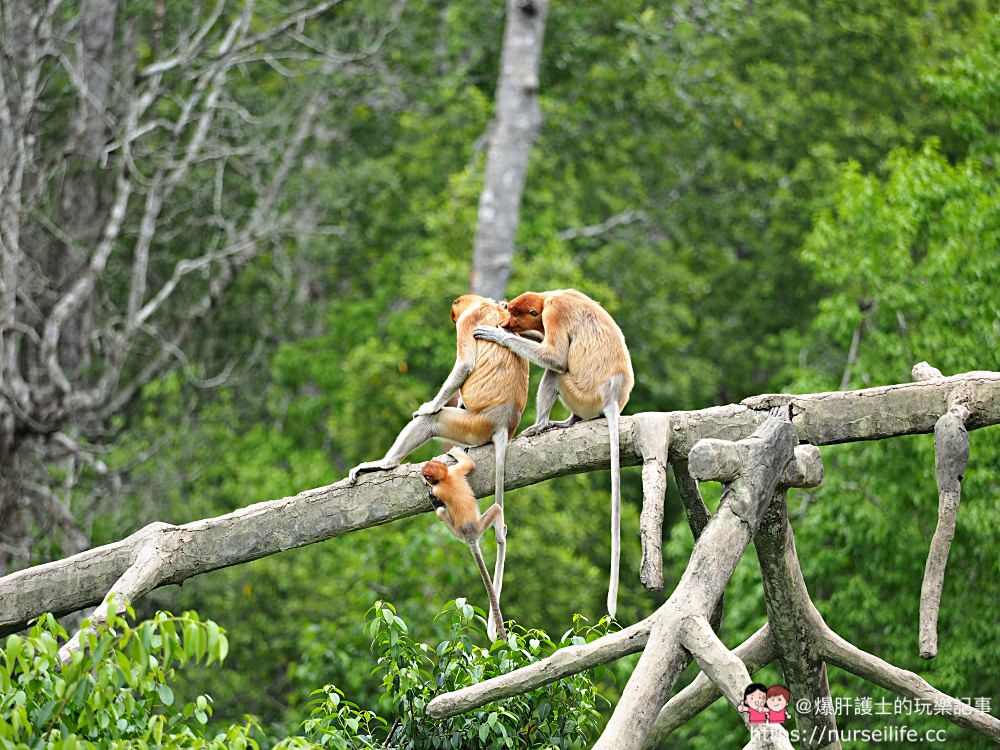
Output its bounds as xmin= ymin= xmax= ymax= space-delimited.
xmin=1 ymin=0 xmax=998 ymax=747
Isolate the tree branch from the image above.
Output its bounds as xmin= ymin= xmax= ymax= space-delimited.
xmin=57 ymin=527 xmax=166 ymax=662
xmin=634 ymin=413 xmax=670 ymax=591
xmin=754 ymin=478 xmax=841 ymax=748
xmin=426 ymin=618 xmax=653 ymax=719
xmin=816 ymin=625 xmax=1000 ymax=741
xmin=468 ymin=0 xmax=549 ymax=299
xmin=0 ymin=370 xmax=998 ymax=642
xmin=919 ymin=402 xmax=970 ymax=658
xmin=644 ymin=625 xmax=777 ymax=747
xmin=590 ymin=418 xmax=799 ymax=749
xmin=678 ymin=614 xmax=754 ymax=714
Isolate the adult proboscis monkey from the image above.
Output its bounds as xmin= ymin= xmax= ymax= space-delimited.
xmin=348 ymin=294 xmax=528 ymax=639
xmin=474 ymin=289 xmax=633 ymax=618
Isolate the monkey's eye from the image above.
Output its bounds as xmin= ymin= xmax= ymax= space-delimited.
xmin=529 ymin=310 xmax=538 ymax=317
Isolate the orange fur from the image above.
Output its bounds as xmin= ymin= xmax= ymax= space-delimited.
xmin=480 ymin=288 xmax=633 ymax=618
xmin=423 ymin=449 xmax=508 ymax=640
xmin=453 ymin=295 xmax=529 ymax=435
xmin=503 ymin=289 xmax=633 ymax=418
xmin=349 ymin=295 xmax=526 ymax=638
xmin=422 ymin=455 xmax=479 ymax=530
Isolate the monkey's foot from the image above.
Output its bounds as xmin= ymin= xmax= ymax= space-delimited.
xmin=520 ymin=422 xmax=553 ymax=438
xmin=521 ymin=416 xmax=580 ymax=438
xmin=412 ymin=401 xmax=443 ymax=418
xmin=347 ymin=460 xmax=396 ymax=483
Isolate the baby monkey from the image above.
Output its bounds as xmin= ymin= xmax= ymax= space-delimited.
xmin=422 ymin=448 xmax=507 ymax=641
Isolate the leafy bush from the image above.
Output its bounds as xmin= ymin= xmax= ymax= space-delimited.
xmin=286 ymin=599 xmax=608 ymax=749
xmin=0 ymin=608 xmax=254 ymax=749
xmin=2 ymin=602 xmax=607 ymax=749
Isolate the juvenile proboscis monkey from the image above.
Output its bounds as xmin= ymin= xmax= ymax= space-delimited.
xmin=422 ymin=448 xmax=507 ymax=641
xmin=473 ymin=289 xmax=634 ymax=618
xmin=347 ymin=294 xmax=528 ymax=639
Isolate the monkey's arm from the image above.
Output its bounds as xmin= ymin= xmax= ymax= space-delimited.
xmin=414 ymin=354 xmax=475 ymax=417
xmin=435 ymin=507 xmax=458 ymax=535
xmin=472 ymin=327 xmax=567 ymax=373
xmin=447 ymin=447 xmax=476 ymax=476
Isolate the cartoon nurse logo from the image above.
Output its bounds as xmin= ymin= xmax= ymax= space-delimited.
xmin=738 ymin=682 xmax=792 ymax=726
xmin=765 ymin=685 xmax=791 ymax=725
xmin=737 ymin=683 xmax=769 ymax=724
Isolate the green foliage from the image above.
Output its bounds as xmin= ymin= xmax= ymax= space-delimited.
xmin=758 ymin=16 xmax=1000 ymax=750
xmin=361 ymin=600 xmax=606 ymax=749
xmin=2 ymin=603 xmax=608 ymax=750
xmin=0 ymin=609 xmax=250 ymax=749
xmin=284 ymin=600 xmax=607 ymax=750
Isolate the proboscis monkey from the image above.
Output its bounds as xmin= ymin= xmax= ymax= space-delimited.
xmin=347 ymin=294 xmax=528 ymax=639
xmin=422 ymin=448 xmax=507 ymax=641
xmin=473 ymin=289 xmax=634 ymax=618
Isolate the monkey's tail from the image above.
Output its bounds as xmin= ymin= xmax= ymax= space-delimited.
xmin=471 ymin=541 xmax=507 ymax=642
xmin=605 ymin=395 xmax=622 ymax=620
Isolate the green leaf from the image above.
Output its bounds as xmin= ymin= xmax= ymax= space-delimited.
xmin=157 ymin=684 xmax=175 ymax=706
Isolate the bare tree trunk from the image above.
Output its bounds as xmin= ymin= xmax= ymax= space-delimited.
xmin=468 ymin=0 xmax=548 ymax=300
xmin=57 ymin=0 xmax=121 ymax=378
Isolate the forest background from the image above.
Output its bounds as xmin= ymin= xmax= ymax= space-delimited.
xmin=1 ymin=0 xmax=998 ymax=748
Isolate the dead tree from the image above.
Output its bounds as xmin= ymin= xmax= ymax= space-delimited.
xmin=0 ymin=0 xmax=394 ymax=571
xmin=468 ymin=0 xmax=549 ymax=300
xmin=0 ymin=367 xmax=997 ymax=746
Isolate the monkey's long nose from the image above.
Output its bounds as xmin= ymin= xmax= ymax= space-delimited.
xmin=498 ymin=314 xmax=512 ymax=329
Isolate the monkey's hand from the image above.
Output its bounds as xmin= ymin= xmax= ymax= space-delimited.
xmin=447 ymin=446 xmax=469 ymax=460
xmin=472 ymin=325 xmax=510 ymax=344
xmin=413 ymin=401 xmax=442 ymax=418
